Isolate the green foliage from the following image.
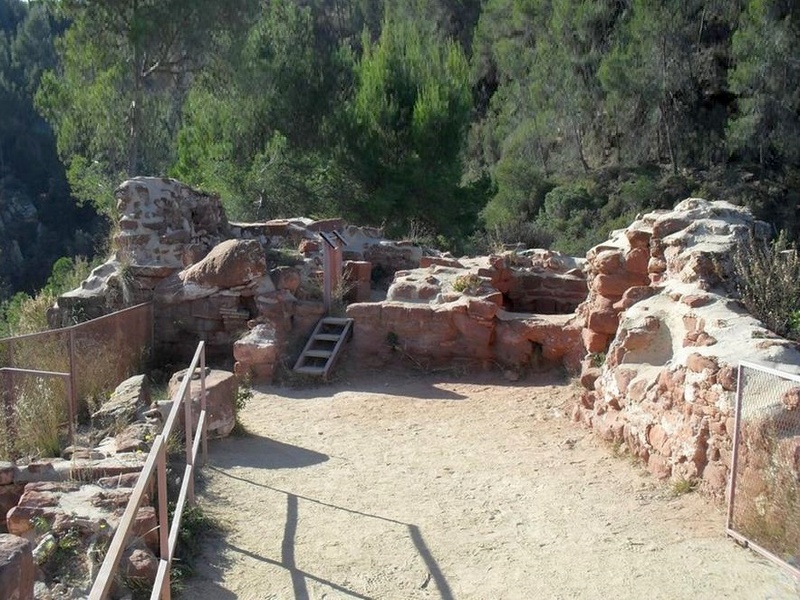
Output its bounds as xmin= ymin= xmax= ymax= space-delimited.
xmin=732 ymin=230 xmax=800 ymax=340
xmin=727 ymin=0 xmax=800 ymax=167
xmin=0 ymin=255 xmax=93 ymax=337
xmin=343 ymin=11 xmax=478 ymax=238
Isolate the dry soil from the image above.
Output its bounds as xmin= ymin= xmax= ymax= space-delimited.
xmin=182 ymin=369 xmax=800 ymax=600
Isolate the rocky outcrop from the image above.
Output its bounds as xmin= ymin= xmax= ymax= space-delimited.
xmin=574 ymin=198 xmax=800 ymax=496
xmin=90 ymin=375 xmax=151 ymax=439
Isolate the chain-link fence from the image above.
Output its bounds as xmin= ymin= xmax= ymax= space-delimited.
xmin=0 ymin=303 xmax=153 ymax=459
xmin=727 ymin=361 xmax=800 ymax=577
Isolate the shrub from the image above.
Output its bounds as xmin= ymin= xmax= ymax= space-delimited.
xmin=452 ymin=274 xmax=483 ymax=294
xmin=732 ymin=230 xmax=800 ymax=340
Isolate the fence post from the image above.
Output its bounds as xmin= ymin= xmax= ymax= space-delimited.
xmin=68 ymin=329 xmax=77 ymax=447
xmin=2 ymin=371 xmax=14 ymax=458
xmin=157 ymin=443 xmax=170 ymax=599
xmin=183 ymin=374 xmax=195 ymax=506
xmin=200 ymin=345 xmax=207 ymax=466
xmin=726 ymin=364 xmax=745 ymax=530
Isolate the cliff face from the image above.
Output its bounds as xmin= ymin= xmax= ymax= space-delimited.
xmin=0 ymin=189 xmax=39 ymax=294
xmin=0 ymin=177 xmax=103 ymax=299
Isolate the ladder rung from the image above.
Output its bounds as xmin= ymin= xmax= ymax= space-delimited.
xmin=294 ymin=366 xmax=326 ymax=375
xmin=314 ymin=334 xmax=341 ymax=342
xmin=305 ymin=349 xmax=333 ymax=358
xmin=322 ymin=317 xmax=351 ymax=326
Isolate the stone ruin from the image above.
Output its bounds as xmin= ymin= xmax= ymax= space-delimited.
xmin=574 ymin=198 xmax=800 ymax=496
xmin=9 ymin=178 xmax=800 ymax=598
xmin=48 ymin=177 xmax=593 ymax=378
xmin=46 ymin=181 xmax=800 ymax=504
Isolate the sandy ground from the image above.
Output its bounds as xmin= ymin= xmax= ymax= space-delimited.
xmin=182 ymin=369 xmax=800 ymax=600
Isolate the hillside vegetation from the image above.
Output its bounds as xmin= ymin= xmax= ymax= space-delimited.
xmin=1 ymin=0 xmax=799 ymax=307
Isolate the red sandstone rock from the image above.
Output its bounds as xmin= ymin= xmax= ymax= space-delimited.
xmin=625 ymin=228 xmax=651 ymax=249
xmin=298 ymin=239 xmax=320 ymax=255
xmin=613 ymin=286 xmax=657 ymax=311
xmin=125 ymin=547 xmax=159 ymax=587
xmin=592 ymin=272 xmax=648 ymax=298
xmin=647 ymin=453 xmax=671 ymax=479
xmin=686 ymin=353 xmax=718 ymax=374
xmin=652 ymin=216 xmax=691 ymax=238
xmin=782 ymin=387 xmax=800 ymax=411
xmin=580 ymin=368 xmax=601 ymax=391
xmin=307 ymin=218 xmax=345 ymax=233
xmin=133 ymin=507 xmax=159 ymax=552
xmin=624 ymin=247 xmax=650 ymax=274
xmin=717 ymin=367 xmax=737 ymax=392
xmin=181 ymin=239 xmax=266 ymax=289
xmin=595 ymin=250 xmax=624 ymax=275
xmin=270 ymin=266 xmax=301 ymax=293
xmin=681 ymin=294 xmax=711 ymax=308
xmin=587 ymin=310 xmax=619 ymax=335
xmin=167 ymin=368 xmax=237 ymax=437
xmin=419 ymin=256 xmax=464 ymax=269
xmin=581 ymin=328 xmax=609 ymax=354
xmin=0 ymin=534 xmax=33 ymax=600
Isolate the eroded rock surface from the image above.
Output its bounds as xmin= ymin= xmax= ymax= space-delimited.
xmin=574 ymin=198 xmax=800 ymax=496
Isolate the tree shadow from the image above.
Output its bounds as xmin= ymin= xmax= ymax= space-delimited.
xmin=208 ymin=434 xmax=330 ymax=469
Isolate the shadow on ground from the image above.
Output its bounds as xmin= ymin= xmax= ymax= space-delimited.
xmin=254 ymin=365 xmax=569 ymax=402
xmin=208 ymin=435 xmax=330 ymax=469
xmin=198 ymin=468 xmax=454 ymax=600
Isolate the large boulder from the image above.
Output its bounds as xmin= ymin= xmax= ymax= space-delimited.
xmin=181 ymin=239 xmax=267 ymax=290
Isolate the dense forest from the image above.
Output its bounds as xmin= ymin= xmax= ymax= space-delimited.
xmin=2 ymin=0 xmax=800 ymax=303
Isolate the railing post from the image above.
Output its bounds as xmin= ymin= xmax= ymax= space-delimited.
xmin=200 ymin=345 xmax=207 ymax=466
xmin=68 ymin=329 xmax=77 ymax=446
xmin=2 ymin=371 xmax=14 ymax=458
xmin=157 ymin=442 xmax=170 ymax=600
xmin=183 ymin=373 xmax=195 ymax=506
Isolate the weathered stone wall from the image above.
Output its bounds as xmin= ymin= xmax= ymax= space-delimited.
xmin=574 ymin=198 xmax=800 ymax=497
xmin=347 ymin=298 xmax=582 ymax=372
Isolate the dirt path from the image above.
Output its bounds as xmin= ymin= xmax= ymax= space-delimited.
xmin=183 ymin=370 xmax=799 ymax=599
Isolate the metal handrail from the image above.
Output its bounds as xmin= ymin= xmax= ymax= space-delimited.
xmin=89 ymin=341 xmax=208 ymax=600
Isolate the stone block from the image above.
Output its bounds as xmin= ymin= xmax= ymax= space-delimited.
xmin=0 ymin=534 xmax=33 ymax=600
xmin=168 ymin=368 xmax=237 ymax=437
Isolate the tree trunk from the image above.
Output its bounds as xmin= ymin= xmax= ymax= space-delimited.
xmin=572 ymin=118 xmax=590 ymax=173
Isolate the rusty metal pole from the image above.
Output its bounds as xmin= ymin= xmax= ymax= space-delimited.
xmin=322 ymin=241 xmax=332 ymax=313
xmin=68 ymin=329 xmax=77 ymax=447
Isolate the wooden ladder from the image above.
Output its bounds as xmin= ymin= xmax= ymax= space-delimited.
xmin=293 ymin=317 xmax=354 ymax=379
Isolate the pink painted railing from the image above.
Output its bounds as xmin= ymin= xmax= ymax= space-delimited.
xmin=89 ymin=341 xmax=208 ymax=599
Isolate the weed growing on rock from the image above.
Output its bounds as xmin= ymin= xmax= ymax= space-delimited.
xmin=452 ymin=273 xmax=483 ymax=294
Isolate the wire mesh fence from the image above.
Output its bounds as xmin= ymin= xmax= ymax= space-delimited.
xmin=728 ymin=361 xmax=800 ymax=577
xmin=0 ymin=303 xmax=153 ymax=460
